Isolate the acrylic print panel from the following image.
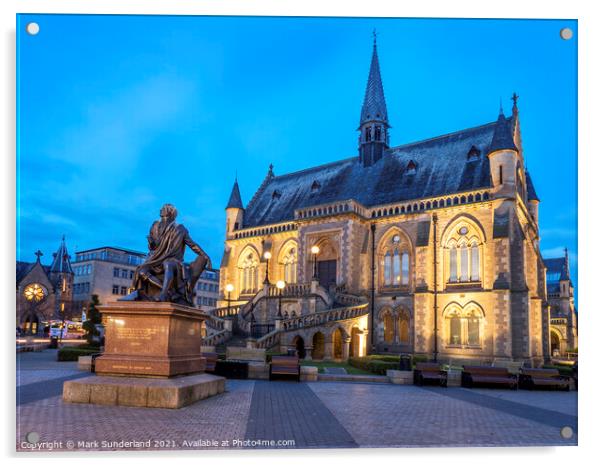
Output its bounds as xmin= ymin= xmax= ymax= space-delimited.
xmin=16 ymin=14 xmax=577 ymax=451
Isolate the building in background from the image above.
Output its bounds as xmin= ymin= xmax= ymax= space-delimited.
xmin=544 ymin=249 xmax=578 ymax=357
xmin=72 ymin=246 xmax=146 ymax=314
xmin=16 ymin=236 xmax=74 ymax=334
xmin=217 ymin=38 xmax=551 ymax=363
xmin=194 ymin=268 xmax=220 ymax=312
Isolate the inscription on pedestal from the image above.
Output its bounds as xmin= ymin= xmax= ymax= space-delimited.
xmin=95 ymin=302 xmax=207 ymax=378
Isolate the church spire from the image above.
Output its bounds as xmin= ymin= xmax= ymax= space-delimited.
xmin=226 ymin=178 xmax=244 ymax=210
xmin=50 ymin=235 xmax=73 ymax=274
xmin=358 ymin=32 xmax=390 ymax=167
xmin=359 ymin=31 xmax=389 ymax=127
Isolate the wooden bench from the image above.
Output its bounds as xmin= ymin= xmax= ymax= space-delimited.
xmin=519 ymin=368 xmax=570 ymax=391
xmin=202 ymin=352 xmax=218 ymax=373
xmin=269 ymin=356 xmax=300 ymax=382
xmin=461 ymin=366 xmax=518 ymax=389
xmin=413 ymin=362 xmax=448 ymax=387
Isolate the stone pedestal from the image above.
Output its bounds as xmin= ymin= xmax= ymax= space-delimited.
xmin=94 ymin=302 xmax=206 ymax=378
xmin=64 ymin=301 xmax=226 ymax=409
xmin=64 ymin=373 xmax=225 ymax=409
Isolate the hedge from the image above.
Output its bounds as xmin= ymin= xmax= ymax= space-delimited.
xmin=57 ymin=346 xmax=101 ymax=362
xmin=348 ymin=357 xmax=399 ymax=375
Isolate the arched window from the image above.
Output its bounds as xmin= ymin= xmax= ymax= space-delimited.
xmin=470 ymin=243 xmax=480 ymax=281
xmin=444 ymin=305 xmax=484 ymax=347
xmin=448 ymin=311 xmax=462 ymax=345
xmin=466 ymin=310 xmax=481 ymax=346
xmin=449 ymin=244 xmax=458 ymax=282
xmin=398 ymin=312 xmax=410 ymax=343
xmin=383 ymin=312 xmax=394 ymax=344
xmin=445 ymin=221 xmax=483 ymax=284
xmin=380 ymin=231 xmax=411 ymax=289
xmin=280 ymin=246 xmax=297 ymax=284
xmin=238 ymin=250 xmax=259 ymax=294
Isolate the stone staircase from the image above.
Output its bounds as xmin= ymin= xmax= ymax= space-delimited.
xmin=202 ymin=281 xmax=369 ymax=353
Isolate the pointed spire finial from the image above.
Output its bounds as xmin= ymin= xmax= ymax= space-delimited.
xmin=499 ymin=98 xmax=504 ymax=116
xmin=226 ymin=177 xmax=243 ymax=210
xmin=268 ymin=163 xmax=274 ymax=177
xmin=373 ymin=28 xmax=378 ymax=45
xmin=512 ymin=92 xmax=519 ymax=108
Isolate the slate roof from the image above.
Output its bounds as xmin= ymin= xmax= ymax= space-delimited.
xmin=360 ymin=41 xmax=388 ymax=126
xmin=243 ymin=118 xmax=515 ymax=228
xmin=544 ymin=255 xmax=571 ymax=295
xmin=16 ymin=261 xmax=51 ymax=284
xmin=489 ymin=111 xmax=518 ymax=153
xmin=544 ymin=258 xmax=570 ymax=281
xmin=226 ymin=179 xmax=244 ymax=209
xmin=525 ymin=170 xmax=539 ymax=202
xmin=50 ymin=236 xmax=73 ymax=274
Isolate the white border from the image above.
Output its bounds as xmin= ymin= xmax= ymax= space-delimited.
xmin=2 ymin=1 xmax=600 ymax=465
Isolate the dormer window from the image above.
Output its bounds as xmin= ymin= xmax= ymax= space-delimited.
xmin=406 ymin=160 xmax=417 ymax=175
xmin=311 ymin=180 xmax=321 ymax=191
xmin=272 ymin=189 xmax=282 ymax=200
xmin=467 ymin=145 xmax=481 ymax=160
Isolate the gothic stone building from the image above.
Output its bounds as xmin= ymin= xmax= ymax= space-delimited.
xmin=212 ymin=40 xmax=550 ymax=364
xmin=544 ymin=250 xmax=578 ymax=357
xmin=16 ymin=237 xmax=75 ymax=335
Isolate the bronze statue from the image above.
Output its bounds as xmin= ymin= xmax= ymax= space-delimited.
xmin=125 ymin=204 xmax=211 ymax=305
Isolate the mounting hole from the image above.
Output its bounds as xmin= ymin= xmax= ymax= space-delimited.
xmin=26 ymin=22 xmax=40 ymax=36
xmin=560 ymin=28 xmax=573 ymax=40
xmin=25 ymin=431 xmax=40 ymax=444
xmin=560 ymin=426 xmax=574 ymax=439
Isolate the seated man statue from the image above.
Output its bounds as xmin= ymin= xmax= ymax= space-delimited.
xmin=127 ymin=203 xmax=211 ymax=305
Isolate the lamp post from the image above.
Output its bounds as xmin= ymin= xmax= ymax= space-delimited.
xmin=276 ymin=280 xmax=286 ymax=318
xmin=263 ymin=251 xmax=272 ymax=285
xmin=311 ymin=245 xmax=320 ymax=280
xmin=225 ymin=283 xmax=234 ymax=316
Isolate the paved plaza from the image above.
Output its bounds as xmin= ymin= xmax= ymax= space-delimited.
xmin=16 ymin=350 xmax=577 ymax=451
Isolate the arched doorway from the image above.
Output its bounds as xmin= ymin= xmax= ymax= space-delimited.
xmin=312 ymin=332 xmax=325 ymax=360
xmin=349 ymin=327 xmax=361 ymax=357
xmin=332 ymin=328 xmax=343 ymax=359
xmin=313 ymin=238 xmax=339 ymax=289
xmin=551 ymin=331 xmax=561 ymax=356
xmin=23 ymin=314 xmax=39 ymax=335
xmin=292 ymin=336 xmax=306 ymax=359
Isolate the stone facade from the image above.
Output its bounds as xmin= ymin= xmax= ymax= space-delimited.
xmin=544 ymin=250 xmax=578 ymax=357
xmin=214 ymin=40 xmax=552 ymax=365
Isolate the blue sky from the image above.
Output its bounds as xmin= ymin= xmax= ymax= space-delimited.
xmin=17 ymin=15 xmax=577 ymax=296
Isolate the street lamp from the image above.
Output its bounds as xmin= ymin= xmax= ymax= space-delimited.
xmin=276 ymin=280 xmax=286 ymax=318
xmin=225 ymin=283 xmax=234 ymax=316
xmin=311 ymin=245 xmax=320 ymax=280
xmin=263 ymin=251 xmax=272 ymax=285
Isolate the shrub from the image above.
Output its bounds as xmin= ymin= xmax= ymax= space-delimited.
xmin=348 ymin=357 xmax=399 ymax=375
xmin=412 ymin=354 xmax=429 ymax=366
xmin=57 ymin=346 xmax=101 ymax=362
xmin=543 ymin=364 xmax=574 ymax=377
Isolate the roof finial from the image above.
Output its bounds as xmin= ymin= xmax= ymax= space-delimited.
xmin=512 ymin=92 xmax=519 ymax=108
xmin=268 ymin=163 xmax=274 ymax=177
xmin=499 ymin=98 xmax=504 ymax=116
xmin=373 ymin=28 xmax=378 ymax=46
xmin=34 ymin=249 xmax=43 ymax=262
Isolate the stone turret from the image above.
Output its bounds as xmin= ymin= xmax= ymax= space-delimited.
xmin=488 ymin=106 xmax=519 ymax=198
xmin=225 ymin=178 xmax=244 ymax=238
